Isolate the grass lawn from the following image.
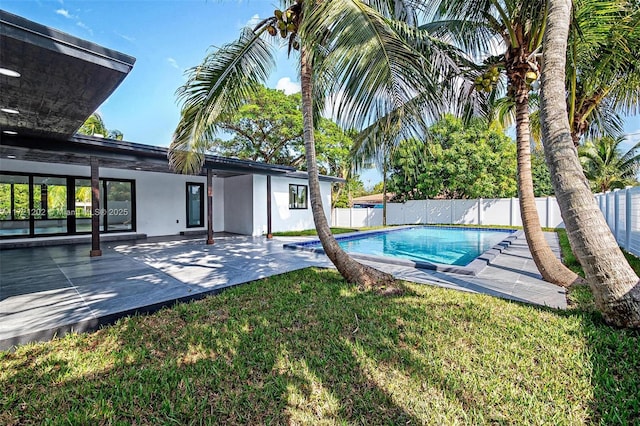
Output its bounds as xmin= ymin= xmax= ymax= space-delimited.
xmin=2 ymin=268 xmax=640 ymax=424
xmin=271 ymin=227 xmax=359 ymax=236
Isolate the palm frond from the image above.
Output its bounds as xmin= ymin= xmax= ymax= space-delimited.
xmin=419 ymin=19 xmax=500 ymax=60
xmin=350 ymin=92 xmax=438 ymax=170
xmin=304 ymin=0 xmax=461 ymax=132
xmin=168 ymin=27 xmax=277 ymax=174
xmin=569 ymin=0 xmax=640 ymax=125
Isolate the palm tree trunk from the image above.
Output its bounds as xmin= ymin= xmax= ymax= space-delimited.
xmin=540 ymin=0 xmax=640 ymax=327
xmin=514 ymin=80 xmax=581 ymax=287
xmin=300 ymin=46 xmax=395 ymax=289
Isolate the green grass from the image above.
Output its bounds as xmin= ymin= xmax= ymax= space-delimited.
xmin=2 ymin=269 xmax=639 ymax=424
xmin=556 ymin=228 xmax=584 ymax=277
xmin=557 ymin=228 xmax=640 ymax=312
xmin=272 ymin=227 xmax=383 ymax=236
xmin=556 ymin=228 xmax=640 ymax=277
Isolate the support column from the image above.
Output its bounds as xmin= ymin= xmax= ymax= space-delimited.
xmin=207 ymin=168 xmax=214 ymax=245
xmin=90 ymin=157 xmax=102 ymax=257
xmin=267 ymin=175 xmax=273 ymax=239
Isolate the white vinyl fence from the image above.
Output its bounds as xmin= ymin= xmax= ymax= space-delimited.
xmin=595 ymin=187 xmax=640 ymax=258
xmin=332 ymin=197 xmax=564 ymax=228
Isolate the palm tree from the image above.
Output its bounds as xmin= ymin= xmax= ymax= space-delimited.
xmin=567 ymin=0 xmax=640 ymax=145
xmin=540 ymin=0 xmax=640 ymax=328
xmin=168 ymin=1 xmax=457 ymax=288
xmin=422 ymin=0 xmax=580 ymax=286
xmin=78 ymin=113 xmax=124 ymax=140
xmin=579 ymin=136 xmax=640 ymax=193
xmin=490 ymin=0 xmax=639 ymax=146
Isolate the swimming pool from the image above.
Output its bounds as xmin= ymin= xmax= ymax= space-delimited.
xmin=284 ymin=226 xmax=519 ymax=275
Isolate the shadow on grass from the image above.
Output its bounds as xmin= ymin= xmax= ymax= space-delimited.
xmin=562 ymin=306 xmax=640 ymax=423
xmin=1 ymin=268 xmax=639 ymax=424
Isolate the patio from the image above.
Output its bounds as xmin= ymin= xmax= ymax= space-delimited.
xmin=0 ymin=232 xmax=566 ymax=350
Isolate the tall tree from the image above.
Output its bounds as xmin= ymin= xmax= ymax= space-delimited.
xmin=168 ymin=1 xmax=455 ymax=288
xmin=531 ymin=146 xmax=555 ymax=196
xmin=209 ymin=85 xmax=356 ymax=176
xmin=567 ymin=0 xmax=640 ymax=145
xmin=387 ymin=115 xmax=518 ymax=200
xmin=423 ymin=0 xmax=580 ymax=286
xmin=313 ymin=120 xmax=361 ymax=208
xmin=540 ymin=0 xmax=640 ymax=327
xmin=579 ymin=136 xmax=640 ymax=193
xmin=78 ymin=113 xmax=124 ymax=140
xmin=210 ymin=86 xmax=304 ymax=166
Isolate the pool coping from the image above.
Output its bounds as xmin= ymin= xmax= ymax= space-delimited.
xmin=282 ymin=226 xmax=523 ymax=276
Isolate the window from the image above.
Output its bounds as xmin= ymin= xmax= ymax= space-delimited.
xmin=0 ymin=174 xmax=30 ymax=236
xmin=105 ymin=180 xmax=134 ymax=232
xmin=33 ymin=176 xmax=68 ymax=235
xmin=289 ymin=184 xmax=307 ymax=209
xmin=186 ymin=182 xmax=204 ymax=227
xmin=0 ymin=173 xmax=136 ymax=238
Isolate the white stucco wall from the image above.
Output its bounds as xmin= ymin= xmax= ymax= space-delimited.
xmin=100 ymin=168 xmax=219 ymax=237
xmin=212 ymin=177 xmax=225 ymax=232
xmin=223 ymin=174 xmax=254 ymax=235
xmin=2 ymin=158 xmax=336 ymax=238
xmin=251 ymin=174 xmax=333 ymax=236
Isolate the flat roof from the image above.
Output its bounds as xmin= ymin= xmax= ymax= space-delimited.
xmin=0 ymin=133 xmax=345 ymax=182
xmin=0 ymin=10 xmax=135 ymax=139
xmin=0 ymin=11 xmax=343 ymax=183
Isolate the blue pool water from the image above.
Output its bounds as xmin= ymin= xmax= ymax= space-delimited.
xmin=309 ymin=226 xmax=514 ymax=266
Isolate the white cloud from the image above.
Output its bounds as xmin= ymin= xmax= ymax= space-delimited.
xmin=56 ymin=8 xmax=93 ymax=36
xmin=76 ymin=21 xmax=93 ymax=35
xmin=167 ymin=57 xmax=181 ymax=70
xmin=116 ymin=32 xmax=135 ymax=42
xmin=55 ymin=8 xmax=73 ymax=18
xmin=275 ymin=77 xmax=301 ymax=95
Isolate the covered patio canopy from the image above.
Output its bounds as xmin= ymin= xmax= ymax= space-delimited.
xmin=0 ymin=10 xmax=136 ymax=140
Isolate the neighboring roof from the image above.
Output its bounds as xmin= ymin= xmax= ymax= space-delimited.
xmin=0 ymin=133 xmax=343 ymax=181
xmin=0 ymin=10 xmax=135 ymax=140
xmin=284 ymin=170 xmax=345 ymax=184
xmin=352 ymin=193 xmax=395 ymax=204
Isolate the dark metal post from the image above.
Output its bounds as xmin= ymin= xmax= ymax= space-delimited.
xmin=67 ymin=177 xmax=75 ymax=233
xmin=207 ymin=168 xmax=214 ymax=245
xmin=90 ymin=157 xmax=102 ymax=257
xmin=266 ymin=175 xmax=273 ymax=239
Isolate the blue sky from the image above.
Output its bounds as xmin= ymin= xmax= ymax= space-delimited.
xmin=3 ymin=0 xmax=301 ymax=146
xmin=3 ymin=0 xmax=639 ymax=186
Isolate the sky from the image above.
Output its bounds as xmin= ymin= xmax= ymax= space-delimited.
xmin=3 ymin=0 xmax=301 ymax=145
xmin=3 ymin=0 xmax=640 ymax=187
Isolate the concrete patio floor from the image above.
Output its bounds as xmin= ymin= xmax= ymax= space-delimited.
xmin=0 ymin=232 xmax=566 ymax=350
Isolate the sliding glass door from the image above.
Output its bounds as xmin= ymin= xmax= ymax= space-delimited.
xmin=0 ymin=173 xmax=136 ymax=238
xmin=0 ymin=174 xmax=30 ymax=237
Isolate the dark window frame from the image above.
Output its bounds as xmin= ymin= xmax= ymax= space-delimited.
xmin=185 ymin=182 xmax=205 ymax=228
xmin=102 ymin=178 xmax=137 ymax=234
xmin=0 ymin=171 xmax=136 ymax=239
xmin=289 ymin=184 xmax=308 ymax=210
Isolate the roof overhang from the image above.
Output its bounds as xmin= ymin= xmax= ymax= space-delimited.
xmin=0 ymin=10 xmax=135 ymax=140
xmin=0 ymin=134 xmax=308 ymax=178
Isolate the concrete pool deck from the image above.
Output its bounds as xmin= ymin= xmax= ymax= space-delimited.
xmin=0 ymin=232 xmax=567 ymax=350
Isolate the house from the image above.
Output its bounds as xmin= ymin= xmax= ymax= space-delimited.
xmin=351 ymin=193 xmax=395 ymax=208
xmin=0 ymin=10 xmax=339 ymax=253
